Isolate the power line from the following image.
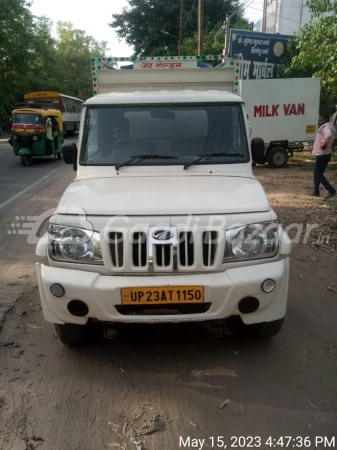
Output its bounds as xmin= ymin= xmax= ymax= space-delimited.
xmin=182 ymin=0 xmax=198 ymax=33
xmin=231 ymin=0 xmax=257 ymax=21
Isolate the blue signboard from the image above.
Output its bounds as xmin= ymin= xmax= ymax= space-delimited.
xmin=228 ymin=29 xmax=291 ymax=80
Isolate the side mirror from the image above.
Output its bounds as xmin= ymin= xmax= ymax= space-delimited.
xmin=251 ymin=137 xmax=265 ymax=162
xmin=62 ymin=142 xmax=78 ymax=171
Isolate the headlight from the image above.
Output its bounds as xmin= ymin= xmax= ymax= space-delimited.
xmin=223 ymin=221 xmax=279 ymax=262
xmin=33 ymin=135 xmax=38 ymax=141
xmin=48 ymin=225 xmax=103 ymax=264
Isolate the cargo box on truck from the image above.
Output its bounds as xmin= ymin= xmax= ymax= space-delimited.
xmin=90 ymin=55 xmax=320 ymax=168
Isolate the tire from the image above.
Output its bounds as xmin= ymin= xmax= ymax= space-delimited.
xmin=227 ymin=317 xmax=284 ymax=338
xmin=21 ymin=155 xmax=30 ymax=167
xmin=245 ymin=318 xmax=284 ymax=338
xmin=267 ymin=147 xmax=289 ymax=168
xmin=55 ymin=323 xmax=86 ymax=346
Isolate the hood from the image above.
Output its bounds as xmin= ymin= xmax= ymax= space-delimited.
xmin=57 ymin=175 xmax=270 ymax=216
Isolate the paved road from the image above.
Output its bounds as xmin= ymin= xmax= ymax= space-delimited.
xmin=0 ymin=138 xmax=76 ymax=321
xmin=0 ymin=139 xmax=75 ymax=219
xmin=0 ymin=160 xmax=336 ymax=450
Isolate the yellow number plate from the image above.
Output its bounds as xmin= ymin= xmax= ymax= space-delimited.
xmin=121 ymin=286 xmax=204 ymax=305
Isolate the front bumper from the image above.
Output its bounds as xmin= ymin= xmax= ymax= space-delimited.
xmin=36 ymin=258 xmax=290 ymax=325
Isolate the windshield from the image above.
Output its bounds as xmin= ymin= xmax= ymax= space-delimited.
xmin=80 ymin=104 xmax=249 ymax=166
xmin=13 ymin=113 xmax=43 ymax=126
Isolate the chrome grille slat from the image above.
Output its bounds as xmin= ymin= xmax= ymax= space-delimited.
xmin=109 ymin=232 xmax=124 ymax=268
xmin=154 ymin=244 xmax=171 ymax=268
xmin=178 ymin=231 xmax=194 ymax=267
xmin=132 ymin=232 xmax=147 ymax=268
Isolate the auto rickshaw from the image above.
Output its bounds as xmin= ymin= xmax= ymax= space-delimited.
xmin=9 ymin=108 xmax=64 ymax=166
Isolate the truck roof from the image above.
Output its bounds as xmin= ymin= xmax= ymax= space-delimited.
xmin=84 ymin=90 xmax=243 ymax=106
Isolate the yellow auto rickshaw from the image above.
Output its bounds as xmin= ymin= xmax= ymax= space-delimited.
xmin=9 ymin=108 xmax=64 ymax=166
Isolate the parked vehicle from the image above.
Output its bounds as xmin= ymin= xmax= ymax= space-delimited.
xmin=36 ymin=55 xmax=291 ymax=346
xmin=240 ymin=78 xmax=321 ymax=167
xmin=9 ymin=108 xmax=64 ymax=166
xmin=97 ymin=57 xmax=320 ymax=168
xmin=24 ymin=91 xmax=83 ymax=136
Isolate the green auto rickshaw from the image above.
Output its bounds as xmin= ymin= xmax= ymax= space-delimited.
xmin=9 ymin=108 xmax=64 ymax=166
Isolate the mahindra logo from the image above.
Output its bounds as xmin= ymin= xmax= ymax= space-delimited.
xmin=152 ymin=230 xmax=174 ymax=241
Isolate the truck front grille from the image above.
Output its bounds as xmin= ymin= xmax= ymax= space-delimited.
xmin=106 ymin=227 xmax=222 ymax=273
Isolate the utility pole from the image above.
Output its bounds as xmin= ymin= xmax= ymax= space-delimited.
xmin=262 ymin=0 xmax=267 ymax=31
xmin=224 ymin=15 xmax=230 ymax=56
xmin=198 ymin=0 xmax=204 ymax=55
xmin=178 ymin=0 xmax=184 ymax=56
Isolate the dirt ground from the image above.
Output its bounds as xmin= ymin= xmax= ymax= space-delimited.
xmin=0 ymin=162 xmax=336 ymax=450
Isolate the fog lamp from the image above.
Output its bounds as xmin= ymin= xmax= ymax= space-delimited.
xmin=50 ymin=283 xmax=65 ymax=298
xmin=261 ymin=279 xmax=276 ymax=293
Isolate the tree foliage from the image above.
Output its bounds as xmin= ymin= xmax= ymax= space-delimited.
xmin=55 ymin=22 xmax=108 ymax=100
xmin=281 ymin=0 xmax=337 ymax=112
xmin=109 ymin=0 xmax=249 ymax=56
xmin=0 ymin=0 xmax=107 ymax=131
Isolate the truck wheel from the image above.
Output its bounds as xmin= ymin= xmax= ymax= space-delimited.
xmin=55 ymin=323 xmax=87 ymax=346
xmin=267 ymin=147 xmax=288 ymax=168
xmin=245 ymin=318 xmax=284 ymax=338
xmin=227 ymin=317 xmax=284 ymax=338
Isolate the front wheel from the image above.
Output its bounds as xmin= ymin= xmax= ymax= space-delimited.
xmin=227 ymin=317 xmax=284 ymax=338
xmin=267 ymin=147 xmax=289 ymax=168
xmin=55 ymin=323 xmax=86 ymax=346
xmin=21 ymin=155 xmax=31 ymax=167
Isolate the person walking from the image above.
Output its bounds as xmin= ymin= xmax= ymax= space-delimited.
xmin=312 ymin=113 xmax=336 ymax=200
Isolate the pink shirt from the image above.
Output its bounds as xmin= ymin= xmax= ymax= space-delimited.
xmin=312 ymin=123 xmax=335 ymax=156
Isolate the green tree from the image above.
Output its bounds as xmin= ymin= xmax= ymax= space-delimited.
xmin=55 ymin=22 xmax=108 ymax=100
xmin=0 ymin=0 xmax=38 ymax=129
xmin=0 ymin=1 xmax=108 ymax=130
xmin=109 ymin=0 xmax=249 ymax=56
xmin=281 ymin=0 xmax=337 ymax=111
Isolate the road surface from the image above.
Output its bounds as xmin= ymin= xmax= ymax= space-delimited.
xmin=0 ymin=151 xmax=336 ymax=450
xmin=0 ymin=139 xmax=75 ymax=322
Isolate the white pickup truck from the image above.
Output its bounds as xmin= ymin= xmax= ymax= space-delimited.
xmin=36 ymin=55 xmax=291 ymax=346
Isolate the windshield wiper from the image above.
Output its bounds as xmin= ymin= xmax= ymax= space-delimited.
xmin=184 ymin=153 xmax=245 ymax=170
xmin=115 ymin=154 xmax=178 ymax=171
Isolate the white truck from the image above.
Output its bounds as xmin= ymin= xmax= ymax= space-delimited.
xmin=36 ymin=55 xmax=292 ymax=346
xmin=241 ymin=77 xmax=320 ymax=167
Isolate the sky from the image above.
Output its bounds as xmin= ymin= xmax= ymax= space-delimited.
xmin=30 ymin=0 xmax=263 ymax=57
